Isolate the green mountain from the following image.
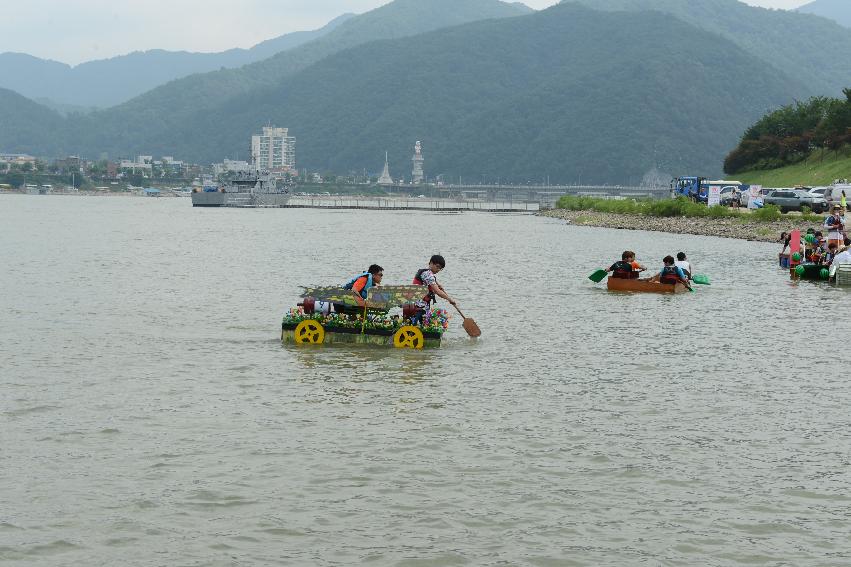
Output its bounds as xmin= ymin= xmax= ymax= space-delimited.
xmin=64 ymin=0 xmax=531 ymax=152
xmin=0 ymin=88 xmax=66 ymax=156
xmin=0 ymin=14 xmax=354 ymax=110
xmin=0 ymin=0 xmax=828 ymax=183
xmin=797 ymin=0 xmax=851 ymax=29
xmin=59 ymin=2 xmax=803 ymax=183
xmin=566 ymin=0 xmax=851 ymax=97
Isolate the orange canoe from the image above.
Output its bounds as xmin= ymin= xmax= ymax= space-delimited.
xmin=607 ymin=277 xmax=688 ymax=294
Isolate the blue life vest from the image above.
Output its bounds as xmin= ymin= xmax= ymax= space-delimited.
xmin=660 ymin=266 xmax=681 ymax=285
xmin=343 ymin=272 xmax=373 ymax=298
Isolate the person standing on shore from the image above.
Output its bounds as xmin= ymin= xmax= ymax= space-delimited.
xmin=824 ymin=205 xmax=845 ymax=248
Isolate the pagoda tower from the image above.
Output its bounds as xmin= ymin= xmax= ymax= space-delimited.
xmin=378 ymin=151 xmax=393 ymax=185
xmin=411 ymin=141 xmax=424 ymax=184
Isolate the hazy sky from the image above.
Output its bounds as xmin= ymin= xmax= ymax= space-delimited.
xmin=0 ymin=0 xmax=809 ymax=66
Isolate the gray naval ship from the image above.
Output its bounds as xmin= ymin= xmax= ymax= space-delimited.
xmin=191 ymin=169 xmax=291 ymax=207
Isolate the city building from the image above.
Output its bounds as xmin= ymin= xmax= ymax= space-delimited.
xmin=213 ymin=159 xmax=252 ymax=176
xmin=119 ymin=157 xmax=153 ymax=174
xmin=55 ymin=156 xmax=83 ymax=172
xmin=411 ymin=141 xmax=424 ymax=184
xmin=0 ymin=153 xmax=37 ymax=165
xmin=251 ymin=126 xmax=296 ymax=173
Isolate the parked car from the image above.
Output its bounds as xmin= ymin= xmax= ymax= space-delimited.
xmin=762 ymin=189 xmax=828 ymax=213
xmin=718 ymin=186 xmax=741 ymax=205
xmin=808 ymin=187 xmax=829 ymax=197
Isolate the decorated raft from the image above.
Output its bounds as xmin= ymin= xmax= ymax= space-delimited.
xmin=790 ymin=263 xmax=830 ymax=281
xmin=607 ymin=277 xmax=688 ymax=294
xmin=281 ymin=285 xmax=449 ymax=349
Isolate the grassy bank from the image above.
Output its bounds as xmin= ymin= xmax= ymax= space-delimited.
xmin=735 ymin=147 xmax=851 ymax=187
xmin=555 ymin=195 xmax=825 ymax=223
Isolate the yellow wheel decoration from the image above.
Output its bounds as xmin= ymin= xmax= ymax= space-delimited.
xmin=393 ymin=326 xmax=424 ymax=349
xmin=294 ymin=320 xmax=325 ymax=344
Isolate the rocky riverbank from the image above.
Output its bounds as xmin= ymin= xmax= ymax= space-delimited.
xmin=540 ymin=209 xmax=822 ymax=242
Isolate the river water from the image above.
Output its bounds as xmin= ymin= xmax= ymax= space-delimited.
xmin=2 ymin=195 xmax=849 ymax=566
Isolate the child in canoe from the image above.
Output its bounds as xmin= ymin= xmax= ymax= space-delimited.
xmin=650 ymin=256 xmax=692 ymax=290
xmin=607 ymin=251 xmax=646 ymax=279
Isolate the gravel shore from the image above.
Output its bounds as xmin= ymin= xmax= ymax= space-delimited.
xmin=539 ymin=209 xmax=822 ymax=242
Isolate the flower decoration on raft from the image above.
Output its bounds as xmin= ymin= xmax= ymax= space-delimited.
xmin=421 ymin=307 xmax=450 ymax=331
xmin=283 ymin=310 xmax=404 ymax=331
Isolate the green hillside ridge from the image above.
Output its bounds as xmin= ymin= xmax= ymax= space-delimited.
xmin=117 ymin=3 xmax=804 ymax=183
xmin=568 ymin=0 xmax=851 ymax=97
xmin=736 ymin=148 xmax=851 ymax=187
xmin=0 ymin=88 xmax=66 ymax=156
xmin=723 ymin=90 xmax=851 ymax=174
xmin=67 ymin=0 xmax=530 ymax=154
xmin=0 ymin=14 xmax=354 ymax=109
xmin=0 ymin=2 xmax=811 ymax=184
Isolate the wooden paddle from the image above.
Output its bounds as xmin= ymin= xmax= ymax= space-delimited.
xmin=452 ymin=304 xmax=481 ymax=337
xmin=588 ymin=269 xmax=608 ymax=283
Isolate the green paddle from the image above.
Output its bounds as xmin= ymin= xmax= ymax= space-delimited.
xmin=692 ymin=274 xmax=710 ymax=285
xmin=588 ymin=269 xmax=608 ymax=283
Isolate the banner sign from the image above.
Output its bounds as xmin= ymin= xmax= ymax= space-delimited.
xmin=708 ymin=185 xmax=722 ymax=206
xmin=790 ymin=229 xmax=801 ymax=265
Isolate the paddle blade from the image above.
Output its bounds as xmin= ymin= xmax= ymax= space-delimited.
xmin=462 ymin=317 xmax=482 ymax=338
xmin=692 ymin=274 xmax=710 ymax=285
xmin=588 ymin=269 xmax=608 ymax=283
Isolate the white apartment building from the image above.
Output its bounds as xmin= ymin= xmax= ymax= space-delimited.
xmin=212 ymin=159 xmax=252 ymax=176
xmin=251 ymin=127 xmax=296 ymax=172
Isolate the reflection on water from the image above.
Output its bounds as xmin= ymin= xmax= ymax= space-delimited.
xmin=1 ymin=196 xmax=849 ymax=566
xmin=289 ymin=344 xmax=438 ymax=385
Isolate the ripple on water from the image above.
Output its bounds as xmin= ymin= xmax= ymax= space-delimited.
xmin=2 ymin=200 xmax=850 ymax=565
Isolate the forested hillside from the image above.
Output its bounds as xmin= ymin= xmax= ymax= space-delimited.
xmin=67 ymin=0 xmax=531 ymax=145
xmin=568 ymin=0 xmax=851 ymax=97
xmin=59 ymin=3 xmax=802 ymax=183
xmin=0 ymin=0 xmax=832 ymax=183
xmin=724 ymin=89 xmax=851 ymax=174
xmin=0 ymin=89 xmax=67 ymax=156
xmin=0 ymin=14 xmax=354 ymax=110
